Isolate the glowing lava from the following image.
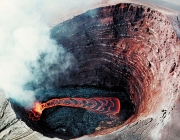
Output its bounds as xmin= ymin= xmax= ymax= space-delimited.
xmin=28 ymin=97 xmax=121 ymax=121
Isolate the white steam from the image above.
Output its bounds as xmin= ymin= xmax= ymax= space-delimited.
xmin=0 ymin=0 xmax=100 ymax=107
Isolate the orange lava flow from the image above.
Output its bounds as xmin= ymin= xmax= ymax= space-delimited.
xmin=28 ymin=97 xmax=120 ymax=121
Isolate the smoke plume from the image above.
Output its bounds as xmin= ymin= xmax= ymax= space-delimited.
xmin=0 ymin=0 xmax=100 ymax=107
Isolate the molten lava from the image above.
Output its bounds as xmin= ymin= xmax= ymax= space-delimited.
xmin=28 ymin=97 xmax=120 ymax=121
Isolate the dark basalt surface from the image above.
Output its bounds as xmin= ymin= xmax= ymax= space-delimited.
xmin=11 ymin=87 xmax=134 ymax=139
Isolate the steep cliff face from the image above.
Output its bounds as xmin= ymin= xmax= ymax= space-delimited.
xmin=1 ymin=3 xmax=180 ymax=140
xmin=50 ymin=3 xmax=180 ymax=139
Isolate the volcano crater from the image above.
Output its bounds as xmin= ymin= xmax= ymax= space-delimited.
xmin=10 ymin=3 xmax=180 ymax=140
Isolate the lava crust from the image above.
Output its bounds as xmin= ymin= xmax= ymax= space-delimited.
xmin=29 ymin=97 xmax=121 ymax=121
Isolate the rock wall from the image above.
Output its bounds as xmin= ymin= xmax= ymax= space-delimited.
xmin=50 ymin=3 xmax=180 ymax=139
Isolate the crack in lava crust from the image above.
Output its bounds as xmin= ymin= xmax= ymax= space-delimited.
xmin=29 ymin=97 xmax=121 ymax=121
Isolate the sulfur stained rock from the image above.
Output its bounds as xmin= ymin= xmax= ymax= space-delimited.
xmin=1 ymin=2 xmax=180 ymax=140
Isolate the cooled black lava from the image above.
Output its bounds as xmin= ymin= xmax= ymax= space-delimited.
xmin=11 ymin=86 xmax=134 ymax=139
